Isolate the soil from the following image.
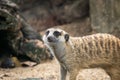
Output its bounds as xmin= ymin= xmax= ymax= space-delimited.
xmin=0 ymin=60 xmax=59 ymax=80
xmin=0 ymin=59 xmax=110 ymax=80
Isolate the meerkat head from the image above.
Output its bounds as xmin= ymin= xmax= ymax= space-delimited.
xmin=43 ymin=28 xmax=69 ymax=45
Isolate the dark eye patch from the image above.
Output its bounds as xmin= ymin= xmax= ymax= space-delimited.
xmin=53 ymin=31 xmax=61 ymax=37
xmin=46 ymin=31 xmax=49 ymax=36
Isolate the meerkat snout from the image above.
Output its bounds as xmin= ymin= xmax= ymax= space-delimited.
xmin=47 ymin=36 xmax=55 ymax=42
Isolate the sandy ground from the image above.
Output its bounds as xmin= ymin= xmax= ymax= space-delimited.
xmin=0 ymin=58 xmax=111 ymax=80
xmin=0 ymin=59 xmax=59 ymax=80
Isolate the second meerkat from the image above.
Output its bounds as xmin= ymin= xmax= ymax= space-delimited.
xmin=43 ymin=28 xmax=120 ymax=80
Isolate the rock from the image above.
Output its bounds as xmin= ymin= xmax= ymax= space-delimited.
xmin=15 ymin=0 xmax=89 ymax=31
xmin=0 ymin=0 xmax=52 ymax=68
xmin=90 ymin=0 xmax=120 ymax=37
xmin=1 ymin=57 xmax=15 ymax=68
xmin=77 ymin=68 xmax=111 ymax=80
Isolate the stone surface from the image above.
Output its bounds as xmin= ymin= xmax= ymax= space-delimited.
xmin=90 ymin=0 xmax=120 ymax=37
xmin=0 ymin=0 xmax=52 ymax=67
xmin=16 ymin=0 xmax=89 ymax=31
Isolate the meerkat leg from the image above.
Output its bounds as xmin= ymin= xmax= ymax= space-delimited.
xmin=69 ymin=69 xmax=78 ymax=80
xmin=104 ymin=66 xmax=120 ymax=80
xmin=60 ymin=65 xmax=67 ymax=80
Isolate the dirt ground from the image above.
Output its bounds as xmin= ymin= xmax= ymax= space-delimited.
xmin=0 ymin=58 xmax=110 ymax=80
xmin=0 ymin=59 xmax=59 ymax=80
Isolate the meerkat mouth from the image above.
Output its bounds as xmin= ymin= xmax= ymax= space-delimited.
xmin=47 ymin=36 xmax=59 ymax=43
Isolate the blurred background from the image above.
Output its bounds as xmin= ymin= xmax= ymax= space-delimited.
xmin=11 ymin=0 xmax=120 ymax=37
xmin=9 ymin=0 xmax=120 ymax=38
xmin=19 ymin=0 xmax=89 ymax=30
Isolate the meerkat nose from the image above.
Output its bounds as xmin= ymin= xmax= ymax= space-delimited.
xmin=47 ymin=36 xmax=54 ymax=42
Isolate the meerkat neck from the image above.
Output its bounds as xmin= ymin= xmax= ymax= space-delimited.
xmin=67 ymin=37 xmax=75 ymax=49
xmin=52 ymin=42 xmax=66 ymax=62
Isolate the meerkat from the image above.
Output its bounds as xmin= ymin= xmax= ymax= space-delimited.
xmin=42 ymin=28 xmax=120 ymax=80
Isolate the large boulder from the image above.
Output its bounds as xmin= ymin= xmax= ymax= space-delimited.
xmin=0 ymin=0 xmax=52 ymax=68
xmin=90 ymin=0 xmax=120 ymax=38
xmin=14 ymin=0 xmax=89 ymax=31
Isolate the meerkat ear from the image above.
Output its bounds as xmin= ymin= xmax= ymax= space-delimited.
xmin=64 ymin=34 xmax=69 ymax=42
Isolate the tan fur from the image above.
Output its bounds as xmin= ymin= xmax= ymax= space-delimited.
xmin=43 ymin=28 xmax=120 ymax=80
xmin=65 ymin=34 xmax=120 ymax=80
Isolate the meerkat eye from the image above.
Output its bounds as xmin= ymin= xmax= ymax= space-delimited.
xmin=46 ymin=31 xmax=49 ymax=36
xmin=53 ymin=31 xmax=61 ymax=37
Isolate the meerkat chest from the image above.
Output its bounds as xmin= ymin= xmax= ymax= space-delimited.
xmin=53 ymin=43 xmax=67 ymax=63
